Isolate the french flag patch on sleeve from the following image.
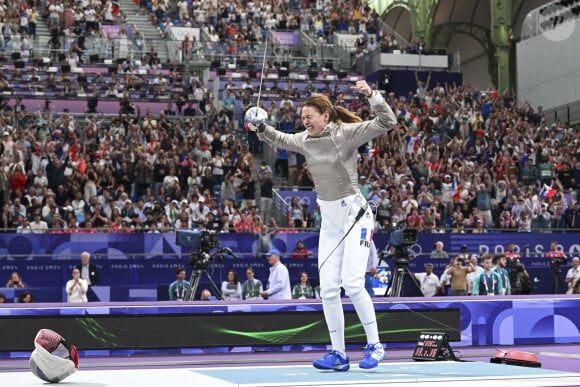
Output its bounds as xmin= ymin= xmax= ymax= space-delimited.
xmin=359 ymin=228 xmax=373 ymax=248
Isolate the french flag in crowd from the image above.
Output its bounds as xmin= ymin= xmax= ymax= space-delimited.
xmin=539 ymin=184 xmax=557 ymax=200
xmin=400 ymin=109 xmax=420 ymax=127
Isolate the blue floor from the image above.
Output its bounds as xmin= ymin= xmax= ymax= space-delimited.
xmin=195 ymin=361 xmax=573 ymax=385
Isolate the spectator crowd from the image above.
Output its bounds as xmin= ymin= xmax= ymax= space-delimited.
xmin=0 ymin=0 xmax=576 ymax=237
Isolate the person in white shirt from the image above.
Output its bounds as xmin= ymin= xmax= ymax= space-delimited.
xmin=260 ymin=249 xmax=291 ymax=300
xmin=413 ymin=263 xmax=440 ymax=297
xmin=364 ymin=241 xmax=379 ymax=297
xmin=30 ymin=212 xmax=48 ymax=234
xmin=66 ymin=268 xmax=88 ymax=303
xmin=565 ymin=257 xmax=580 ymax=293
xmin=466 ymin=255 xmax=484 ymax=295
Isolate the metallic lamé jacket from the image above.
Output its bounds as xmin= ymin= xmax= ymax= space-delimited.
xmin=258 ymin=92 xmax=397 ymax=201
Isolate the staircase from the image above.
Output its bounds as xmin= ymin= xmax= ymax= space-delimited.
xmin=117 ymin=0 xmax=170 ymax=62
xmin=32 ymin=17 xmax=53 ymax=60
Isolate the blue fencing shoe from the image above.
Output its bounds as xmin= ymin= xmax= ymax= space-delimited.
xmin=313 ymin=350 xmax=350 ymax=371
xmin=359 ymin=343 xmax=385 ymax=369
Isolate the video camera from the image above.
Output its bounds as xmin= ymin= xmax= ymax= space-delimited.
xmin=176 ymin=230 xmax=221 ymax=271
xmin=176 ymin=230 xmax=237 ymax=271
xmin=389 ymin=227 xmax=417 ymax=249
xmin=382 ymin=225 xmax=418 ymax=267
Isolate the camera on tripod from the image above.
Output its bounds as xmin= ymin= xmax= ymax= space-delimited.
xmin=381 ymin=225 xmax=420 ymax=297
xmin=176 ymin=230 xmax=221 ymax=271
xmin=385 ymin=226 xmax=418 ymax=266
xmin=176 ymin=230 xmax=238 ymax=301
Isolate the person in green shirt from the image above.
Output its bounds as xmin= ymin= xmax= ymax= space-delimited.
xmin=242 ymin=267 xmax=263 ymax=300
xmin=292 ymin=271 xmax=315 ymax=299
xmin=521 ymin=159 xmax=538 ymax=187
xmin=168 ymin=267 xmax=189 ymax=301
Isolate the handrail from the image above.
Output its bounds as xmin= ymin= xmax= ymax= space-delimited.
xmin=377 ymin=19 xmax=410 ymax=48
xmin=0 ymin=226 xmax=577 ymax=234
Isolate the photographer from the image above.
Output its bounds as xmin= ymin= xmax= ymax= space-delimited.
xmin=443 ymin=255 xmax=476 ymax=296
xmin=505 ymin=243 xmax=532 ymax=294
xmin=5 ymin=271 xmax=27 ymax=288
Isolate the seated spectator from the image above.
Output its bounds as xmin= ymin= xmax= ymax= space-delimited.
xmin=430 ymin=241 xmax=448 ymax=259
xmin=290 ymin=240 xmax=312 ymax=259
xmin=0 ymin=292 xmax=5 ymax=303
xmin=200 ymin=289 xmax=218 ymax=301
xmin=5 ymin=271 xmax=27 ymax=288
xmin=18 ymin=291 xmax=34 ymax=303
xmin=65 ymin=268 xmax=88 ymax=303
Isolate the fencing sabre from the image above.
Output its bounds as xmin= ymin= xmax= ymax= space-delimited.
xmin=244 ymin=30 xmax=270 ymax=125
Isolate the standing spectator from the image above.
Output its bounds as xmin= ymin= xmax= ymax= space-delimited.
xmin=259 ymin=170 xmax=274 ymax=221
xmin=475 ymin=183 xmax=493 ymax=226
xmin=253 ymin=216 xmax=279 ymax=256
xmin=260 ymin=249 xmax=291 ymax=300
xmin=5 ymin=271 xmax=27 ymax=288
xmin=472 ymin=254 xmax=503 ymax=296
xmin=46 ymin=156 xmax=67 ymax=193
xmin=364 ymin=240 xmax=378 ymax=298
xmin=76 ymin=251 xmax=99 ymax=286
xmin=221 ymin=89 xmax=236 ymax=120
xmin=65 ymin=268 xmax=88 ymax=303
xmin=168 ymin=267 xmax=189 ymax=301
xmin=287 ymin=196 xmax=304 ymax=229
xmin=538 ymin=155 xmax=555 ymax=185
xmin=565 ymin=201 xmax=580 ymax=229
xmin=466 ymin=255 xmax=484 ymax=295
xmin=239 ymin=172 xmax=256 ymax=210
xmin=220 ymin=173 xmax=237 ymax=205
xmin=0 ymin=168 xmax=9 ymax=207
xmin=9 ymin=164 xmax=27 ymax=198
xmin=242 ymin=267 xmax=263 ymax=300
xmin=292 ymin=271 xmax=315 ymax=299
xmin=491 ymin=254 xmax=512 ymax=295
xmin=221 ymin=270 xmax=242 ymax=301
xmin=443 ymin=256 xmax=475 ymax=296
xmin=565 ymin=257 xmax=580 ymax=292
xmin=412 ymin=263 xmax=440 ymax=297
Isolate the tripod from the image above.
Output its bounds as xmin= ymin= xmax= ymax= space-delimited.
xmin=384 ymin=251 xmax=423 ymax=297
xmin=386 ymin=265 xmax=423 ymax=297
xmin=551 ymin=263 xmax=566 ymax=294
xmin=184 ymin=268 xmax=223 ymax=301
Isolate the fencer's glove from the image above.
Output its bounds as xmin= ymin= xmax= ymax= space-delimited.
xmin=246 ymin=122 xmax=267 ymax=133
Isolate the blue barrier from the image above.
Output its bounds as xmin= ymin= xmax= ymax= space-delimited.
xmin=1 ymin=295 xmax=579 ymax=354
xmin=0 ymin=232 xmax=578 ymax=298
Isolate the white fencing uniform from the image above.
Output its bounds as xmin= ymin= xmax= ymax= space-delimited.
xmin=258 ymin=90 xmax=397 ymax=356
